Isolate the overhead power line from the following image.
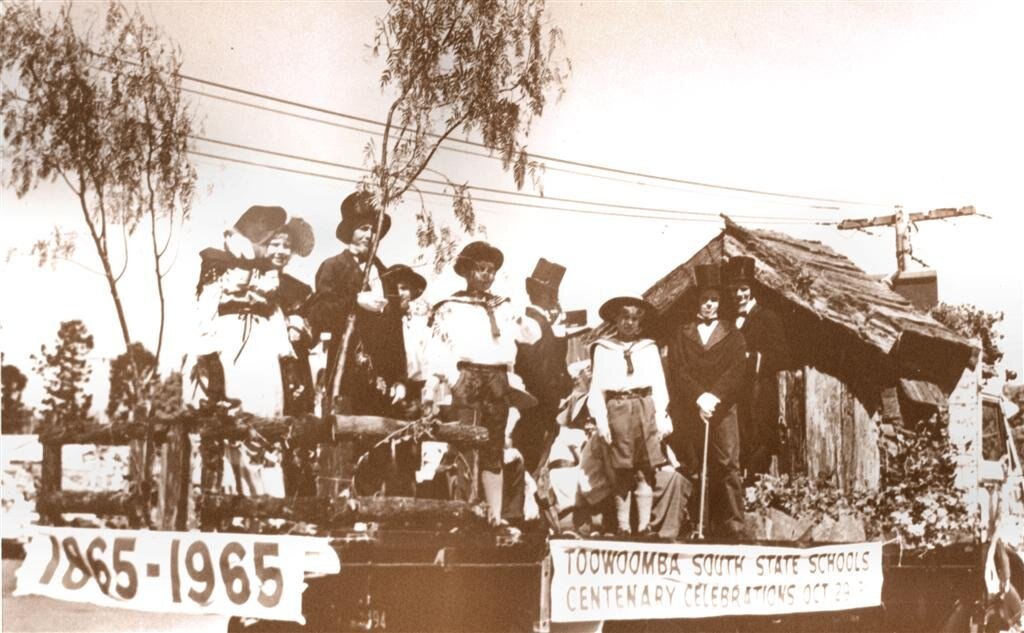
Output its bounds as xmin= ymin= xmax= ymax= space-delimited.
xmin=191 ymin=134 xmax=837 ymax=224
xmin=186 ymin=86 xmax=857 ymax=212
xmin=189 ymin=149 xmax=836 ymax=227
xmin=169 ymin=68 xmax=889 ymax=209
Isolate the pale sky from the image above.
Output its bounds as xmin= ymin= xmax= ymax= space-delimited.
xmin=2 ymin=1 xmax=1021 ymax=414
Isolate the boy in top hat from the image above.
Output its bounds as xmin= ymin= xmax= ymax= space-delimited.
xmin=588 ymin=296 xmax=672 ymax=536
xmin=305 ymin=191 xmax=398 ymax=414
xmin=513 ymin=258 xmax=574 ymax=474
xmin=423 ymin=240 xmax=536 ymax=529
xmin=666 ymin=264 xmax=748 ymax=539
xmin=723 ymin=256 xmax=789 ymax=480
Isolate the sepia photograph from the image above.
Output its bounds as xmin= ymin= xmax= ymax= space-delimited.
xmin=2 ymin=1 xmax=1022 ymax=631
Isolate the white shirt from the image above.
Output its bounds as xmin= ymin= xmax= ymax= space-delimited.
xmin=586 ymin=337 xmax=670 ymax=430
xmin=423 ymin=293 xmax=531 ymax=396
xmin=520 ymin=304 xmax=562 ymax=343
xmin=735 ymin=297 xmax=757 ymax=330
xmin=697 ymin=320 xmax=718 ymax=345
xmin=402 ymin=314 xmax=429 ymax=381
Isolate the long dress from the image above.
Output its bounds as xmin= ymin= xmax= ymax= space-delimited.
xmin=182 ymin=249 xmax=295 ymax=497
xmin=183 ymin=249 xmax=294 ymax=417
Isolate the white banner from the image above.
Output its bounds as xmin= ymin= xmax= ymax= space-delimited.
xmin=14 ymin=527 xmax=340 ymax=623
xmin=549 ymin=539 xmax=883 ymax=623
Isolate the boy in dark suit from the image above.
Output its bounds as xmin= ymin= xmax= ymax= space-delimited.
xmin=666 ymin=264 xmax=748 ymax=539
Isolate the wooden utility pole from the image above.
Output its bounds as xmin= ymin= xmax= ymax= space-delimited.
xmin=837 ymin=206 xmax=976 ymax=272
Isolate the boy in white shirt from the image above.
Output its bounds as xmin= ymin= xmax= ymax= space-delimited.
xmin=588 ymin=296 xmax=672 ymax=536
xmin=423 ymin=241 xmax=535 ymax=529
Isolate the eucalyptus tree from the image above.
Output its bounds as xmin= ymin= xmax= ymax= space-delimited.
xmin=2 ymin=1 xmax=197 ymax=417
xmin=328 ymin=0 xmax=570 ymax=411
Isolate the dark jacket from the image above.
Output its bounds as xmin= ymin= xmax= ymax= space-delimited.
xmin=737 ymin=304 xmax=788 ymax=373
xmin=278 ymin=273 xmax=314 ymax=415
xmin=305 ymin=251 xmax=384 ymax=340
xmin=515 ymin=307 xmax=572 ymax=408
xmin=666 ymin=320 xmax=747 ymax=417
xmin=305 ymin=251 xmax=403 ymax=410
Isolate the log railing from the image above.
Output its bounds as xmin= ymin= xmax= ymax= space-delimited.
xmin=36 ymin=412 xmax=488 ymax=532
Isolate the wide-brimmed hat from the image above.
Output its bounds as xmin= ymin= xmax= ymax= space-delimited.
xmin=598 ymin=296 xmax=654 ymax=323
xmin=336 ymin=191 xmax=392 ymax=243
xmin=234 ymin=205 xmax=288 ymax=246
xmin=723 ymin=256 xmax=756 ymax=286
xmin=453 ymin=241 xmax=504 ymax=278
xmin=694 ymin=264 xmax=723 ymax=291
xmin=525 ymin=257 xmax=565 ymax=301
xmin=381 ymin=264 xmax=427 ymax=300
xmin=276 ymin=217 xmax=315 ymax=257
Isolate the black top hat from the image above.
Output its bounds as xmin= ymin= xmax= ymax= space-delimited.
xmin=381 ymin=264 xmax=427 ymax=300
xmin=453 ymin=241 xmax=504 ymax=278
xmin=525 ymin=258 xmax=566 ymax=301
xmin=723 ymin=256 xmax=756 ymax=285
xmin=234 ymin=206 xmax=288 ymax=245
xmin=694 ymin=264 xmax=723 ymax=291
xmin=598 ymin=296 xmax=654 ymax=323
xmin=273 ymin=217 xmax=315 ymax=257
xmin=336 ymin=191 xmax=392 ymax=243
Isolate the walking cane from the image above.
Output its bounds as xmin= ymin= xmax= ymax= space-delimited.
xmin=695 ymin=413 xmax=711 ymax=540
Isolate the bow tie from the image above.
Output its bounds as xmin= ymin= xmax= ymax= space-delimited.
xmin=737 ymin=309 xmax=750 ymax=317
xmin=698 ymin=318 xmax=716 ymax=326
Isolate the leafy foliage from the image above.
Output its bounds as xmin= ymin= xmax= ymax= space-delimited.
xmin=748 ymin=410 xmax=976 ymax=551
xmin=366 ymin=0 xmax=569 ymax=266
xmin=931 ymin=302 xmax=1005 ymax=368
xmin=2 ymin=1 xmax=197 ymax=400
xmin=2 ymin=364 xmax=37 ymax=433
xmin=33 ymin=320 xmax=95 ymax=426
xmin=106 ymin=342 xmax=156 ymax=422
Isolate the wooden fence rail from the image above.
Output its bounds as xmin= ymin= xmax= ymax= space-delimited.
xmin=200 ymin=494 xmax=481 ymax=528
xmin=36 ymin=413 xmax=488 ymax=532
xmin=39 ymin=415 xmax=487 ymax=448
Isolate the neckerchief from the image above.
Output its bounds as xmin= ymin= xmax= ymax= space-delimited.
xmin=591 ymin=337 xmax=655 ymax=376
xmin=429 ymin=291 xmax=510 ymax=339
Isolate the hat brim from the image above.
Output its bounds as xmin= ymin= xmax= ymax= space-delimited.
xmin=336 ymin=213 xmax=392 ymax=243
xmin=282 ymin=217 xmax=315 ymax=257
xmin=598 ymin=296 xmax=654 ymax=323
xmin=383 ymin=269 xmax=427 ymax=300
xmin=453 ymin=243 xmax=504 ymax=277
xmin=235 ymin=206 xmax=288 ymax=245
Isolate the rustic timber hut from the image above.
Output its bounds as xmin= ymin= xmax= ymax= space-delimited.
xmin=637 ymin=216 xmax=979 ymax=493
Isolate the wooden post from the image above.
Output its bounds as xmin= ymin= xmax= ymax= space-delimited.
xmin=159 ymin=426 xmax=192 ymax=531
xmin=127 ymin=437 xmax=153 ymax=527
xmin=317 ymin=399 xmax=358 ymax=498
xmin=39 ymin=443 xmax=62 ymax=525
xmin=198 ymin=435 xmax=223 ymax=531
